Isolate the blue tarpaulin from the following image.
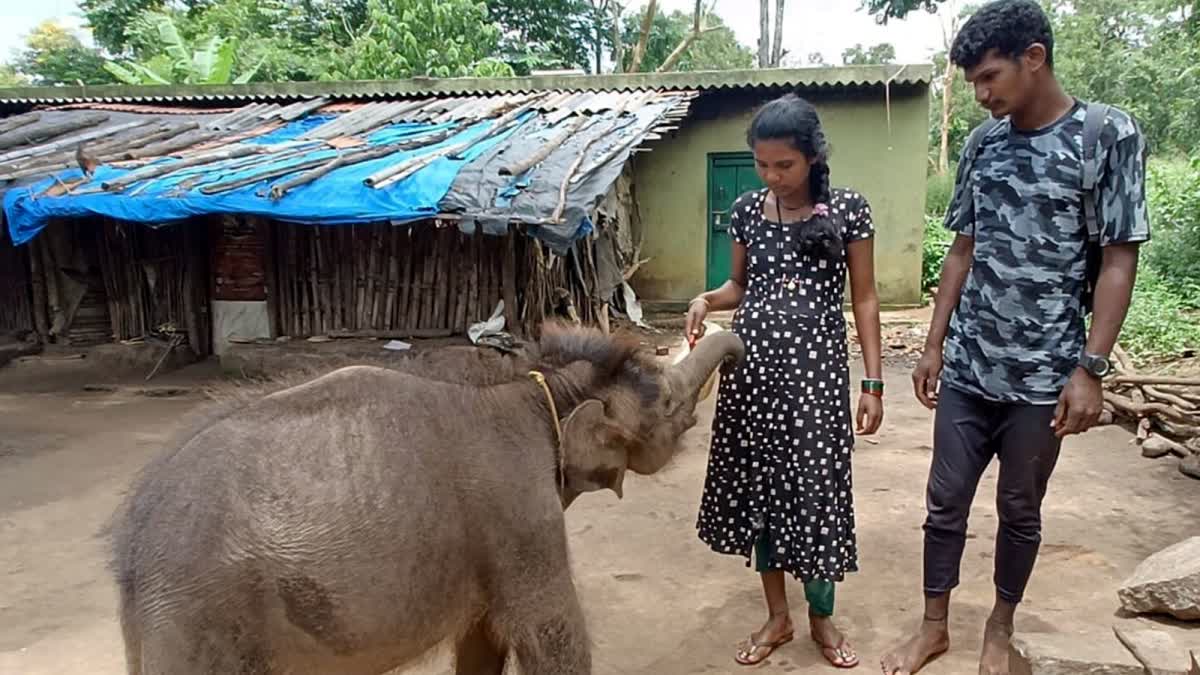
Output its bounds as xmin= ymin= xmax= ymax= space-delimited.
xmin=3 ymin=113 xmax=532 ymax=246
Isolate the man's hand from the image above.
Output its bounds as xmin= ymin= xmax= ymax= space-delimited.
xmin=1053 ymin=369 xmax=1105 ymax=437
xmin=912 ymin=348 xmax=943 ymax=410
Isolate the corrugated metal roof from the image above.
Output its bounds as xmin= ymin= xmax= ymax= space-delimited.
xmin=0 ymin=89 xmax=696 ymax=248
xmin=0 ymin=65 xmax=931 ymax=107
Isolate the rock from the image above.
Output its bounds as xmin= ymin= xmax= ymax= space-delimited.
xmin=1119 ymin=537 xmax=1200 ymax=620
xmin=1181 ymin=455 xmax=1200 ymax=481
xmin=1113 ymin=626 xmax=1190 ymax=675
xmin=1010 ymin=632 xmax=1145 ymax=675
xmin=1142 ymin=434 xmax=1188 ymax=459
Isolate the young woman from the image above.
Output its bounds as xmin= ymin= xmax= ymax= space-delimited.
xmin=685 ymin=94 xmax=884 ymax=668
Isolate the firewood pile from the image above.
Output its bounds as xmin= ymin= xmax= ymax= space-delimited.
xmin=1103 ymin=344 xmax=1200 ymax=480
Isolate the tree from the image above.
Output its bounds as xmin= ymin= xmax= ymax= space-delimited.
xmin=620 ymin=8 xmax=749 ymax=72
xmin=181 ymin=0 xmax=331 ymax=81
xmin=757 ymin=0 xmax=786 ymax=67
xmin=323 ymin=0 xmax=514 ymax=80
xmin=484 ymin=0 xmax=593 ymax=73
xmin=807 ymin=52 xmax=827 ymax=66
xmin=581 ymin=0 xmax=617 ymax=74
xmin=105 ymin=11 xmax=262 ymax=84
xmin=13 ymin=21 xmax=113 ymax=85
xmin=81 ymin=0 xmax=169 ymax=53
xmin=863 ymin=0 xmax=944 ymax=23
xmin=0 ymin=65 xmax=28 ymax=87
xmin=841 ymin=42 xmax=897 ymax=65
xmin=1042 ymin=0 xmax=1200 ymax=152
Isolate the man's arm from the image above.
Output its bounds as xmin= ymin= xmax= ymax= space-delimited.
xmin=913 ymin=235 xmax=974 ymax=409
xmin=1085 ymin=244 xmax=1139 ymax=358
xmin=1054 ymin=123 xmax=1150 ymax=437
xmin=913 ymin=140 xmax=977 ymax=409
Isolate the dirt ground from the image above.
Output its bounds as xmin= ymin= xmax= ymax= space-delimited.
xmin=1 ymin=337 xmax=1198 ymax=675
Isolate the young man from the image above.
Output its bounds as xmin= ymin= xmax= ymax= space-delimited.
xmin=881 ymin=1 xmax=1149 ymax=674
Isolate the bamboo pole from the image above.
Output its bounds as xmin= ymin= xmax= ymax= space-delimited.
xmin=309 ymin=227 xmax=323 ymax=334
xmin=0 ymin=113 xmax=109 ymax=151
xmin=27 ymin=237 xmax=49 ymax=339
xmin=0 ymin=120 xmax=143 ymax=165
xmin=421 ymin=227 xmax=437 ymax=329
xmin=384 ymin=226 xmax=400 ymax=329
xmin=395 ymin=227 xmax=413 ymax=330
xmin=102 ymin=144 xmax=260 ymax=192
xmin=502 ymin=229 xmax=518 ymax=336
xmin=500 ymin=116 xmax=588 ymax=176
xmin=0 ymin=113 xmax=41 ymax=135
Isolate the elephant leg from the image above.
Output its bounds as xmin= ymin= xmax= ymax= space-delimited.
xmin=507 ymin=583 xmax=591 ymax=675
xmin=454 ymin=619 xmax=507 ymax=675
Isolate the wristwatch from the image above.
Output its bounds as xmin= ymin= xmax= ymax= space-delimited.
xmin=1078 ymin=352 xmax=1113 ymax=379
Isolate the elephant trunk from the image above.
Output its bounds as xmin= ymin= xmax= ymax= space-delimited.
xmin=667 ymin=331 xmax=745 ymax=402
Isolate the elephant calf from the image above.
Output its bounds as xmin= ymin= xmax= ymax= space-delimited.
xmin=109 ymin=323 xmax=744 ymax=675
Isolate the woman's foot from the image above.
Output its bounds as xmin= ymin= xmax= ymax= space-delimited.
xmin=880 ymin=616 xmax=951 ymax=674
xmin=735 ymin=613 xmax=794 ymax=666
xmin=809 ymin=613 xmax=859 ymax=668
xmin=979 ymin=618 xmax=1012 ymax=675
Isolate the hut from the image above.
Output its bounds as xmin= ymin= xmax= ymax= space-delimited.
xmin=0 ymin=66 xmax=931 ymax=363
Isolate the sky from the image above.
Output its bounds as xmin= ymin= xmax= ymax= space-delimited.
xmin=0 ymin=0 xmax=950 ymax=67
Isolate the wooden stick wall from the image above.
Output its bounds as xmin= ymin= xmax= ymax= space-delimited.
xmin=95 ymin=220 xmax=212 ymax=356
xmin=267 ymin=221 xmax=601 ymax=339
xmin=0 ymin=223 xmax=34 ymax=334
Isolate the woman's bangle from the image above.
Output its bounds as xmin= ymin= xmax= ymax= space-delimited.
xmin=862 ymin=379 xmax=884 ymax=397
xmin=688 ymin=297 xmax=710 ymax=310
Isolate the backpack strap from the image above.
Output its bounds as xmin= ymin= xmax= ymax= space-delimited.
xmin=1080 ymin=102 xmax=1111 ymax=241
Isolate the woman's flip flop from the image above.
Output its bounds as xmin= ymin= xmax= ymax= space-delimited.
xmin=734 ymin=631 xmax=794 ymax=666
xmin=812 ymin=634 xmax=860 ymax=668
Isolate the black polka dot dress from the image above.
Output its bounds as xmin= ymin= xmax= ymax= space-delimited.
xmin=697 ymin=187 xmax=875 ymax=583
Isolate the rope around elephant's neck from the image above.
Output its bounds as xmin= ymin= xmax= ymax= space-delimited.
xmin=528 ymin=370 xmax=566 ymax=493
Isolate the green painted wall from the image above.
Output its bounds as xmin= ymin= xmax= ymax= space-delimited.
xmin=631 ymin=86 xmax=930 ymax=308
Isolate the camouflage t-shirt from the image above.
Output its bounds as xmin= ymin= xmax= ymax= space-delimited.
xmin=942 ymin=101 xmax=1150 ymax=404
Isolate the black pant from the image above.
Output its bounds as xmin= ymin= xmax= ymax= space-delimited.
xmin=923 ymin=385 xmax=1063 ymax=605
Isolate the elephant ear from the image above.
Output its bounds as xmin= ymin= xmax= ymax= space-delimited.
xmin=561 ymin=399 xmax=628 ymax=499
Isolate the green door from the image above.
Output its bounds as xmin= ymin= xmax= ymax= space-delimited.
xmin=706 ymin=153 xmax=764 ymax=290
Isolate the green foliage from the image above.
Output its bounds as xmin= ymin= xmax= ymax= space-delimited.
xmin=182 ymin=0 xmax=326 ymax=82
xmin=1118 ymin=262 xmax=1200 ymax=359
xmin=862 ymin=0 xmax=944 ymax=23
xmin=485 ymin=0 xmax=591 ymax=73
xmin=619 ymin=10 xmax=752 ymax=73
xmin=841 ymin=42 xmax=896 ymax=65
xmin=1045 ymin=0 xmax=1199 ymax=153
xmin=323 ymin=0 xmax=512 ymax=80
xmin=921 ymin=214 xmax=954 ymax=294
xmin=1144 ymin=156 xmax=1200 ymax=306
xmin=13 ymin=20 xmax=114 ymax=85
xmin=106 ymin=11 xmax=261 ymax=84
xmin=0 ymin=65 xmax=26 ymax=87
xmin=80 ymin=0 xmax=169 ymax=53
xmin=925 ymin=170 xmax=956 ymax=219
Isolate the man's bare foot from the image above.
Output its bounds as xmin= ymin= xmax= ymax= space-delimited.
xmin=735 ymin=613 xmax=794 ymax=665
xmin=880 ymin=617 xmax=950 ymax=674
xmin=978 ymin=618 xmax=1012 ymax=675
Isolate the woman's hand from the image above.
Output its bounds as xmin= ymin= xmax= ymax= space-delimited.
xmin=856 ymin=393 xmax=883 ymax=435
xmin=685 ymin=298 xmax=709 ymax=349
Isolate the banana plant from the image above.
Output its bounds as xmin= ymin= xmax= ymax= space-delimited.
xmin=105 ymin=12 xmax=261 ymax=85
